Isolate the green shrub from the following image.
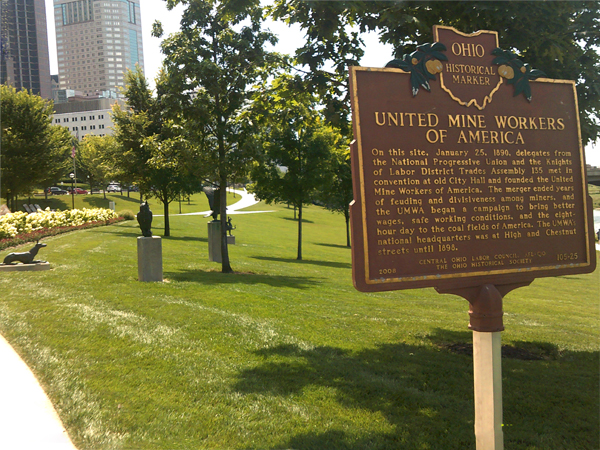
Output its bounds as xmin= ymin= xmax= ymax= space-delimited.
xmin=119 ymin=210 xmax=136 ymax=220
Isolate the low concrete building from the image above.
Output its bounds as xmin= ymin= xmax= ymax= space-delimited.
xmin=52 ymin=91 xmax=124 ymax=140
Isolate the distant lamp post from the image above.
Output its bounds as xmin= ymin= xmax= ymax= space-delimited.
xmin=69 ymin=172 xmax=75 ymax=209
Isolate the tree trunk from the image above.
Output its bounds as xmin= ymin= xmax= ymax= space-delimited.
xmin=220 ymin=176 xmax=232 ymax=273
xmin=215 ymin=82 xmax=232 ymax=273
xmin=163 ymin=196 xmax=170 ymax=237
xmin=297 ymin=203 xmax=303 ymax=260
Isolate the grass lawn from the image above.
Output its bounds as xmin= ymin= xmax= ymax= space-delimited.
xmin=589 ymin=183 xmax=600 ymax=209
xmin=0 ymin=197 xmax=597 ymax=450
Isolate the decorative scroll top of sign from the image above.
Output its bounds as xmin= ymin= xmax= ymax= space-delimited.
xmin=385 ymin=42 xmax=448 ymax=97
xmin=386 ymin=26 xmax=546 ymax=109
xmin=490 ymin=48 xmax=546 ymax=102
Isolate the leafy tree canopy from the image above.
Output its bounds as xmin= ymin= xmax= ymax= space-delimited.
xmin=270 ymin=0 xmax=600 ymax=145
xmin=78 ymin=135 xmax=119 ymax=197
xmin=111 ymin=67 xmax=199 ymax=236
xmin=318 ymin=147 xmax=353 ymax=248
xmin=154 ymin=0 xmax=276 ymax=271
xmin=248 ymin=72 xmax=341 ymax=259
xmin=0 ymin=84 xmax=71 ymax=210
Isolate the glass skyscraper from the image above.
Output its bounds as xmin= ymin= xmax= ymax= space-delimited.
xmin=53 ymin=0 xmax=144 ymax=95
xmin=0 ymin=0 xmax=52 ymax=98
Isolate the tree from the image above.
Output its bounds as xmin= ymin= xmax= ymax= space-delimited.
xmin=78 ymin=135 xmax=117 ymax=198
xmin=0 ymin=84 xmax=71 ymax=211
xmin=270 ymin=0 xmax=600 ymax=146
xmin=154 ymin=0 xmax=276 ymax=272
xmin=319 ymin=147 xmax=353 ymax=248
xmin=111 ymin=67 xmax=198 ymax=236
xmin=248 ymin=73 xmax=338 ymax=260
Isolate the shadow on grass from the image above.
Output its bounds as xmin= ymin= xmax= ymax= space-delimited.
xmin=93 ymin=228 xmax=141 ymax=239
xmin=165 ymin=269 xmax=321 ymax=290
xmin=252 ymin=255 xmax=351 ymax=269
xmin=315 ymin=242 xmax=351 ymax=250
xmin=163 ymin=235 xmax=207 ymax=243
xmin=92 ymin=228 xmax=208 ymax=243
xmin=83 ymin=195 xmax=141 ymax=208
xmin=427 ymin=329 xmax=561 ymax=361
xmin=30 ymin=198 xmax=69 ymax=210
xmin=282 ymin=217 xmax=314 ymax=223
xmin=234 ymin=329 xmax=599 ymax=450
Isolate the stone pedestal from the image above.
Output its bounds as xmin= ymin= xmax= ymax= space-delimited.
xmin=0 ymin=262 xmax=51 ymax=272
xmin=137 ymin=236 xmax=163 ymax=282
xmin=227 ymin=235 xmax=235 ymax=245
xmin=208 ymin=221 xmax=222 ymax=263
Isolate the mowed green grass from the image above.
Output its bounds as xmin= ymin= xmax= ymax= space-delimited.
xmin=18 ymin=189 xmax=239 ymax=216
xmin=0 ymin=197 xmax=598 ymax=450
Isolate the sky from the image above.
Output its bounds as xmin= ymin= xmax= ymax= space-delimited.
xmin=44 ymin=0 xmax=598 ymax=166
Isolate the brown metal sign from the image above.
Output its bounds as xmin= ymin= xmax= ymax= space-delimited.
xmin=349 ymin=27 xmax=596 ymax=293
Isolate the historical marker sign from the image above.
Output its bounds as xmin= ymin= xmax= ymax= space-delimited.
xmin=349 ymin=26 xmax=596 ymax=292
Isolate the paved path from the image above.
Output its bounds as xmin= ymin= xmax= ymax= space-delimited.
xmin=155 ymin=188 xmax=274 ymax=217
xmin=0 ymin=335 xmax=77 ymax=450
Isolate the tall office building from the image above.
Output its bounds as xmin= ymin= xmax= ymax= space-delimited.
xmin=53 ymin=0 xmax=144 ymax=95
xmin=0 ymin=0 xmax=52 ymax=98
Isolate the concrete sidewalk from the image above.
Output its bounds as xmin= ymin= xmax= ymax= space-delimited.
xmin=0 ymin=335 xmax=77 ymax=450
xmin=156 ymin=188 xmax=274 ymax=217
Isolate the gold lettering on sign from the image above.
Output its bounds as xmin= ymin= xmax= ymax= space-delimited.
xmin=451 ymin=42 xmax=485 ymax=57
xmin=351 ymin=66 xmax=586 ymax=285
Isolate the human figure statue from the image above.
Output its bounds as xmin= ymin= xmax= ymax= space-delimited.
xmin=137 ymin=201 xmax=153 ymax=237
xmin=226 ymin=217 xmax=236 ymax=236
xmin=203 ymin=187 xmax=221 ymax=221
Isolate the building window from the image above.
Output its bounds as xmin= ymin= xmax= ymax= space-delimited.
xmin=55 ymin=119 xmax=61 ymax=124
xmin=64 ymin=118 xmax=69 ymax=122
xmin=127 ymin=1 xmax=137 ymax=24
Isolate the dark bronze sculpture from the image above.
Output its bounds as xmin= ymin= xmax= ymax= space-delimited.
xmin=137 ymin=202 xmax=153 ymax=237
xmin=203 ymin=187 xmax=221 ymax=221
xmin=226 ymin=217 xmax=236 ymax=236
xmin=2 ymin=241 xmax=47 ymax=265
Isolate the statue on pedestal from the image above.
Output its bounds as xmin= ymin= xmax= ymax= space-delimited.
xmin=203 ymin=187 xmax=221 ymax=221
xmin=137 ymin=202 xmax=153 ymax=237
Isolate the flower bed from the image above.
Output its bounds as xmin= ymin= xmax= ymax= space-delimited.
xmin=0 ymin=208 xmax=123 ymax=251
